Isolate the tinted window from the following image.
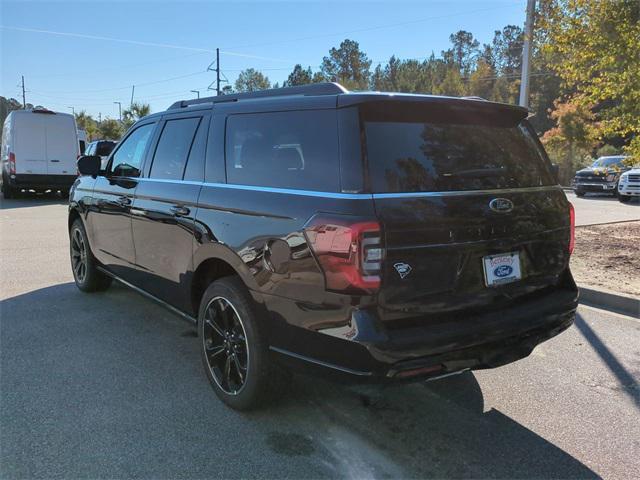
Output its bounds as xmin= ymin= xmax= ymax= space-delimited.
xmin=183 ymin=117 xmax=208 ymax=182
xmin=226 ymin=110 xmax=340 ymax=192
xmin=150 ymin=117 xmax=200 ymax=180
xmin=363 ymin=104 xmax=554 ymax=193
xmin=96 ymin=141 xmax=116 ymax=157
xmin=79 ymin=140 xmax=86 ymax=155
xmin=111 ymin=123 xmax=154 ymax=177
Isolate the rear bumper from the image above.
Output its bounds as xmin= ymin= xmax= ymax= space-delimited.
xmin=5 ymin=173 xmax=76 ymax=189
xmin=267 ymin=281 xmax=578 ymax=382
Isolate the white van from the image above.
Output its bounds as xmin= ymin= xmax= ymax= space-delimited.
xmin=1 ymin=109 xmax=79 ymax=198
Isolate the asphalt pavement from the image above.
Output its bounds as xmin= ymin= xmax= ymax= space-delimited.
xmin=1 ymin=194 xmax=639 ymax=479
xmin=564 ymin=190 xmax=640 ymax=226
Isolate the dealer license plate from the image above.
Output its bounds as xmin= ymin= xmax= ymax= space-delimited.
xmin=483 ymin=252 xmax=522 ymax=287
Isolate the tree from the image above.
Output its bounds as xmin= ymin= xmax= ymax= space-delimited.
xmin=321 ymin=39 xmax=371 ymax=90
xmin=0 ymin=97 xmax=22 ymax=133
xmin=487 ymin=25 xmax=524 ymax=75
xmin=284 ymin=64 xmax=314 ymax=86
xmin=74 ymin=111 xmax=99 ymax=141
xmin=434 ymin=68 xmax=466 ymax=97
xmin=122 ymin=102 xmax=151 ymax=129
xmin=539 ymin=0 xmax=640 ymax=161
xmin=99 ymin=119 xmax=124 ymax=140
xmin=541 ymin=98 xmax=596 ymax=184
xmin=234 ymin=68 xmax=271 ymax=92
xmin=443 ymin=30 xmax=480 ymax=76
xmin=467 ymin=59 xmax=496 ymax=99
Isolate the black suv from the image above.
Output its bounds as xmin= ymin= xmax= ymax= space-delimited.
xmin=70 ymin=83 xmax=578 ymax=410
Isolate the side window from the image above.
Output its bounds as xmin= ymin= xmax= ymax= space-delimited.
xmin=149 ymin=117 xmax=200 ymax=180
xmin=183 ymin=117 xmax=208 ymax=182
xmin=225 ymin=110 xmax=340 ymax=192
xmin=110 ymin=123 xmax=154 ymax=177
xmin=96 ymin=142 xmax=115 ymax=157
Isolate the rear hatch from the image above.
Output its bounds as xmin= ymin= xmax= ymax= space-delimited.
xmin=359 ymin=100 xmax=572 ymax=321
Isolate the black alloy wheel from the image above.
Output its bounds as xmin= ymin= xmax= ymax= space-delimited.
xmin=202 ymin=296 xmax=249 ymax=395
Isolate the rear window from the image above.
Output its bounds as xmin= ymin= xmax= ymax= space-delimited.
xmin=96 ymin=141 xmax=116 ymax=157
xmin=150 ymin=117 xmax=201 ymax=180
xmin=362 ymin=103 xmax=555 ymax=193
xmin=225 ymin=110 xmax=340 ymax=192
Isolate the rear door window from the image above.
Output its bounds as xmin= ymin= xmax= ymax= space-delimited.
xmin=225 ymin=110 xmax=340 ymax=192
xmin=362 ymin=103 xmax=555 ymax=193
xmin=149 ymin=117 xmax=201 ymax=180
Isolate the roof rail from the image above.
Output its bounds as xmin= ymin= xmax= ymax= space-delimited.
xmin=168 ymin=82 xmax=348 ymax=109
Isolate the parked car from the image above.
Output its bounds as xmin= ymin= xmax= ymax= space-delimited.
xmin=617 ymin=167 xmax=640 ymax=203
xmin=573 ymin=155 xmax=630 ymax=197
xmin=1 ymin=109 xmax=79 ymax=198
xmin=69 ymin=83 xmax=578 ymax=410
xmin=85 ymin=140 xmax=117 ymax=169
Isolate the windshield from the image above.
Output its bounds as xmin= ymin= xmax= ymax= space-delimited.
xmin=362 ymin=103 xmax=555 ymax=193
xmin=591 ymin=156 xmax=626 ymax=168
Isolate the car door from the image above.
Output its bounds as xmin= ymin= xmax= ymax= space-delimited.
xmin=45 ymin=114 xmax=78 ymax=176
xmin=130 ymin=113 xmax=209 ymax=310
xmin=89 ymin=122 xmax=157 ymax=280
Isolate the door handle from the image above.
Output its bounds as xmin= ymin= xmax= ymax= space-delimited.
xmin=170 ymin=205 xmax=190 ymax=217
xmin=117 ymin=196 xmax=131 ymax=206
xmin=50 ymin=159 xmax=60 ymax=163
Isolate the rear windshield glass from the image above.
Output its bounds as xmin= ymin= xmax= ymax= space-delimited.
xmin=362 ymin=103 xmax=554 ymax=193
xmin=96 ymin=141 xmax=116 ymax=157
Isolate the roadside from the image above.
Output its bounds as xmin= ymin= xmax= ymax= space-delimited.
xmin=571 ymin=220 xmax=640 ymax=297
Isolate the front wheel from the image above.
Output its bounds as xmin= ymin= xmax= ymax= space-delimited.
xmin=198 ymin=277 xmax=288 ymax=410
xmin=618 ymin=194 xmax=632 ymax=203
xmin=1 ymin=179 xmax=17 ymax=199
xmin=574 ymin=189 xmax=585 ymax=197
xmin=70 ymin=219 xmax=112 ymax=292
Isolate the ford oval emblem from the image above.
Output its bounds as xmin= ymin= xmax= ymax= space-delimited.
xmin=489 ymin=198 xmax=514 ymax=213
xmin=494 ymin=265 xmax=513 ymax=277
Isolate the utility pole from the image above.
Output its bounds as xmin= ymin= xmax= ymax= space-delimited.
xmin=190 ymin=90 xmax=200 ymax=99
xmin=68 ymin=106 xmax=75 ymax=115
xmin=519 ymin=0 xmax=536 ymax=108
xmin=114 ymin=101 xmax=122 ymax=123
xmin=98 ymin=112 xmax=102 ymax=124
xmin=21 ymin=75 xmax=26 ymax=108
xmin=130 ymin=86 xmax=135 ymax=108
xmin=216 ymin=48 xmax=221 ymax=96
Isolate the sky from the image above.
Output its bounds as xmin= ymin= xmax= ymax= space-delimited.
xmin=1 ymin=0 xmax=526 ymax=119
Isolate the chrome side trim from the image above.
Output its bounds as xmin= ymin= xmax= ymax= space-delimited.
xmin=129 ymin=177 xmax=562 ymax=199
xmin=372 ymin=185 xmax=562 ymax=199
xmin=96 ymin=266 xmax=197 ymax=324
xmin=269 ymin=346 xmax=373 ymax=376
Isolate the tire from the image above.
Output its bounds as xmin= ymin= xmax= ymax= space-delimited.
xmin=618 ymin=194 xmax=632 ymax=203
xmin=69 ymin=219 xmax=112 ymax=292
xmin=2 ymin=178 xmax=16 ymax=199
xmin=198 ymin=276 xmax=288 ymax=410
xmin=574 ymin=190 xmax=585 ymax=197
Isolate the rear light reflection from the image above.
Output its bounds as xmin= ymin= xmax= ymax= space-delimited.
xmin=568 ymin=202 xmax=575 ymax=254
xmin=8 ymin=152 xmax=16 ymax=175
xmin=304 ymin=215 xmax=382 ymax=294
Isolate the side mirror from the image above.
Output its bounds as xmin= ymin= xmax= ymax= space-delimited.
xmin=77 ymin=155 xmax=101 ymax=177
xmin=551 ymin=163 xmax=560 ymax=181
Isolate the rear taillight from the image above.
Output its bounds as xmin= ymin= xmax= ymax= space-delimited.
xmin=568 ymin=202 xmax=575 ymax=254
xmin=304 ymin=215 xmax=383 ymax=294
xmin=8 ymin=152 xmax=16 ymax=175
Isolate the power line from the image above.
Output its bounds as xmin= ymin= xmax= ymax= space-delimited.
xmin=221 ymin=3 xmax=522 ymax=51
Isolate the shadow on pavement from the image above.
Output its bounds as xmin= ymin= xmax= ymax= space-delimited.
xmin=1 ymin=282 xmax=598 ymax=479
xmin=574 ymin=313 xmax=640 ymax=410
xmin=0 ymin=192 xmax=67 ymax=210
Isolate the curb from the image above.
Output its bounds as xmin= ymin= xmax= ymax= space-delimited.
xmin=579 ymin=286 xmax=639 ymax=318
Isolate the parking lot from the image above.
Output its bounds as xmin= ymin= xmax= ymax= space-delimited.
xmin=564 ymin=190 xmax=640 ymax=226
xmin=1 ymin=195 xmax=639 ymax=479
